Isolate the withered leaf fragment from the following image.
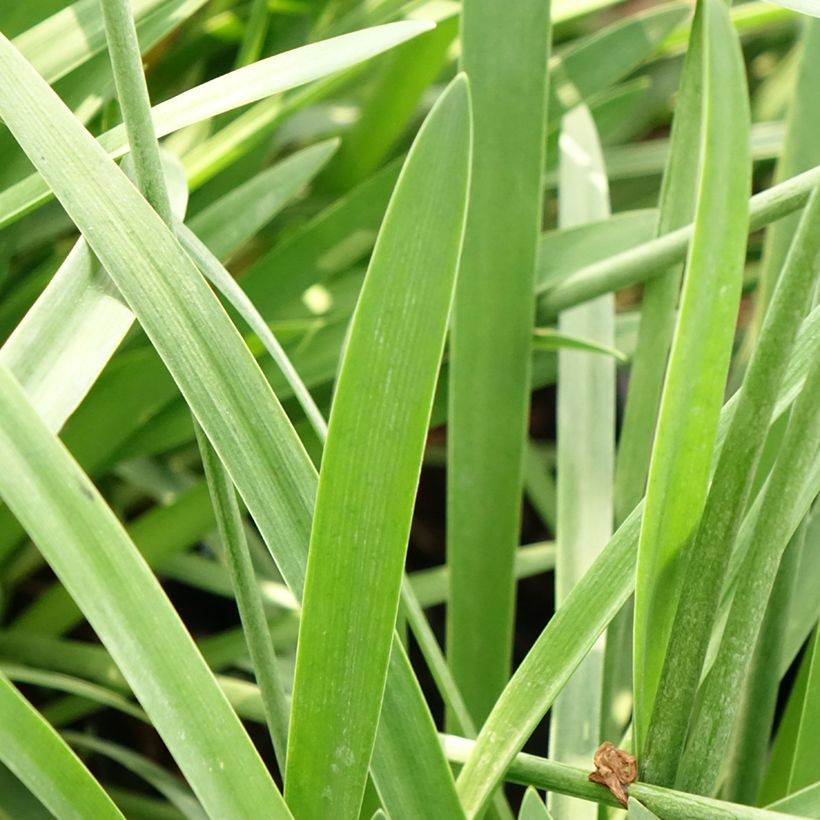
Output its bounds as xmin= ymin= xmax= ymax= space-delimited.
xmin=588 ymin=741 xmax=637 ymax=807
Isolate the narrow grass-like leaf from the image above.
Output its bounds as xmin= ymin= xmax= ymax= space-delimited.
xmin=0 ymin=366 xmax=290 ymax=818
xmin=643 ymin=185 xmax=820 ymax=784
xmin=549 ymin=105 xmax=614 ymax=820
xmin=539 ymin=164 xmax=820 ymax=315
xmin=746 ymin=19 xmax=820 ymax=354
xmin=723 ymin=522 xmax=804 ymax=804
xmin=532 ymin=329 xmax=627 ymax=361
xmin=520 ymin=787 xmax=553 ymax=819
xmin=0 ymin=155 xmax=187 ymax=432
xmin=11 ymin=0 xmax=167 ymax=85
xmin=65 ymin=733 xmax=206 ymax=820
xmin=324 ymin=13 xmax=458 ymax=190
xmin=285 ymin=74 xmax=472 ymax=820
xmin=447 ymin=0 xmax=550 ymax=725
xmin=178 ymin=224 xmax=329 ymax=442
xmin=0 ymin=29 xmax=465 ymax=817
xmin=786 ymin=627 xmax=820 ymax=792
xmin=453 ymin=304 xmax=819 ymax=817
xmin=446 ymin=735 xmax=797 ymax=819
xmin=548 ymin=5 xmax=688 ymax=122
xmin=187 ymin=138 xmax=338 ymax=262
xmin=196 ymin=427 xmax=291 ymax=771
xmin=767 ymin=779 xmax=820 ymax=817
xmin=632 ymin=0 xmax=751 ymax=754
xmin=613 ymin=1 xmax=702 ymax=525
xmin=0 ymin=672 xmax=123 ymax=819
xmin=0 ymin=21 xmax=433 ymax=228
xmin=677 ymin=356 xmax=820 ymax=794
xmin=536 ymin=210 xmax=657 ymax=293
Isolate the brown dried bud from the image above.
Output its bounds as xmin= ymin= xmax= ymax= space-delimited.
xmin=588 ymin=741 xmax=637 ymax=807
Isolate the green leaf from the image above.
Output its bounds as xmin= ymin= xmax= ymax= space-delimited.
xmin=0 ymin=20 xmax=433 ymax=228
xmin=447 ymin=0 xmax=551 ymax=727
xmin=196 ymin=427 xmax=291 ymax=771
xmin=613 ymin=0 xmax=703 ymax=526
xmin=452 ymin=302 xmax=820 ymax=818
xmin=532 ymin=329 xmax=627 ymax=362
xmin=64 ymin=733 xmax=206 ymax=820
xmin=519 ymin=787 xmax=552 ymax=819
xmin=786 ymin=627 xmax=820 ymax=792
xmin=187 ymin=138 xmax=339 ymax=262
xmin=285 ymin=73 xmax=472 ymax=820
xmin=548 ymin=4 xmax=688 ymax=120
xmin=12 ymin=0 xmax=168 ymax=85
xmin=677 ymin=355 xmax=820 ymax=794
xmin=549 ymin=105 xmax=614 ymax=820
xmin=0 ymin=672 xmax=123 ymax=819
xmin=446 ymin=734 xmax=797 ymax=819
xmin=767 ymin=779 xmax=820 ymax=818
xmin=642 ymin=184 xmax=820 ymax=783
xmin=628 ymin=797 xmax=660 ymax=818
xmin=632 ymin=0 xmax=751 ymax=756
xmin=0 ymin=27 xmax=463 ymax=819
xmin=535 ymin=209 xmax=657 ymax=294
xmin=538 ymin=163 xmax=820 ymax=316
xmin=0 ymin=366 xmax=290 ymax=818
xmin=746 ymin=20 xmax=820 ymax=354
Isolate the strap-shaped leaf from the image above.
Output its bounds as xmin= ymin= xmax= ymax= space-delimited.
xmin=286 ymin=74 xmax=472 ymax=820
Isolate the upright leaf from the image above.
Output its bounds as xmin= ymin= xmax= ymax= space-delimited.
xmin=632 ymin=0 xmax=751 ymax=755
xmin=549 ymin=105 xmax=614 ymax=820
xmin=285 ymin=74 xmax=472 ymax=820
xmin=447 ymin=0 xmax=551 ymax=725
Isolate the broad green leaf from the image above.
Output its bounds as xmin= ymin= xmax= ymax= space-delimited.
xmin=0 ymin=20 xmax=433 ymax=228
xmin=285 ymin=74 xmax=472 ymax=820
xmin=447 ymin=0 xmax=550 ymax=726
xmin=677 ymin=355 xmax=820 ymax=794
xmin=632 ymin=0 xmax=751 ymax=755
xmin=453 ymin=303 xmax=820 ymax=818
xmin=549 ymin=106 xmax=614 ymax=820
xmin=0 ymin=30 xmax=462 ymax=818
xmin=643 ymin=186 xmax=820 ymax=783
xmin=0 ymin=366 xmax=290 ymax=818
xmin=0 ymin=672 xmax=123 ymax=819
